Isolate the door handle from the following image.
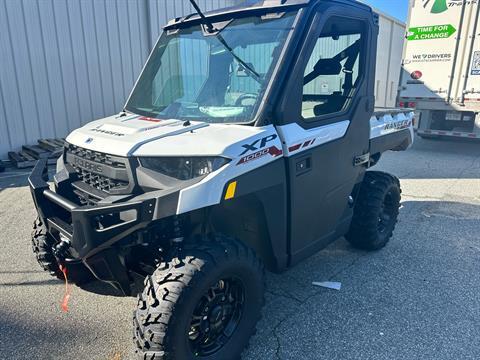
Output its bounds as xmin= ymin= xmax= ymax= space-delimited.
xmin=295 ymin=156 xmax=312 ymax=176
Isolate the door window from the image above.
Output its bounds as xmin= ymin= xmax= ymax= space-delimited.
xmin=301 ymin=17 xmax=365 ymax=120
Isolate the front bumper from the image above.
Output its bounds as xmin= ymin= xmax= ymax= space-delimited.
xmin=29 ymin=159 xmax=157 ymax=260
xmin=29 ymin=159 xmax=178 ymax=295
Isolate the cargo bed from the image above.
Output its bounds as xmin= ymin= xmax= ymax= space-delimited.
xmin=370 ymin=108 xmax=415 ymax=156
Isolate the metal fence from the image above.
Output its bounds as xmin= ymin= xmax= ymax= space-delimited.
xmin=0 ymin=0 xmax=240 ymax=159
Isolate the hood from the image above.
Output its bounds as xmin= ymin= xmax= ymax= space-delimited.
xmin=66 ymin=114 xmax=210 ymax=157
xmin=66 ymin=113 xmax=271 ymax=159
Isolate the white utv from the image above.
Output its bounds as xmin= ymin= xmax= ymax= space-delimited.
xmin=29 ymin=0 xmax=414 ymax=359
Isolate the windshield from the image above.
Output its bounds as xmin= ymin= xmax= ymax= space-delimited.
xmin=125 ymin=13 xmax=296 ymax=124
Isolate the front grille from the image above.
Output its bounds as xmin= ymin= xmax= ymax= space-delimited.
xmin=67 ymin=145 xmax=126 ymax=169
xmin=65 ymin=144 xmax=131 ymax=198
xmin=73 ymin=166 xmax=129 ymax=193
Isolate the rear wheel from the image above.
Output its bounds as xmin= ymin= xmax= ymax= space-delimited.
xmin=346 ymin=171 xmax=401 ymax=250
xmin=133 ymin=235 xmax=265 ymax=360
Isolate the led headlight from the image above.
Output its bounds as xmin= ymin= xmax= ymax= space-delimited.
xmin=139 ymin=157 xmax=230 ymax=180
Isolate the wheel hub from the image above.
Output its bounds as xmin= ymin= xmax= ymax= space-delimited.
xmin=188 ymin=278 xmax=245 ymax=356
xmin=209 ymin=306 xmax=224 ymax=329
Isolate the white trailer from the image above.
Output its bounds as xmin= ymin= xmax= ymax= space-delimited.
xmin=373 ymin=8 xmax=406 ymax=109
xmin=400 ymin=0 xmax=480 ymax=140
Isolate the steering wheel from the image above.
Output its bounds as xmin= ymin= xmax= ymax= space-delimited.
xmin=235 ymin=93 xmax=258 ymax=106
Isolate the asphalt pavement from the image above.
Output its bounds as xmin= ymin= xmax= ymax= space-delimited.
xmin=0 ymin=136 xmax=479 ymax=360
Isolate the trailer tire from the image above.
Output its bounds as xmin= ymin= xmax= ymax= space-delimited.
xmin=133 ymin=235 xmax=265 ymax=360
xmin=346 ymin=172 xmax=401 ymax=251
xmin=31 ymin=217 xmax=92 ymax=284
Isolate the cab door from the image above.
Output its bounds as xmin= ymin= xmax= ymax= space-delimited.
xmin=275 ymin=4 xmax=378 ymax=265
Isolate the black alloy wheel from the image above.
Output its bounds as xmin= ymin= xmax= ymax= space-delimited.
xmin=189 ymin=278 xmax=245 ymax=356
xmin=134 ymin=234 xmax=265 ymax=360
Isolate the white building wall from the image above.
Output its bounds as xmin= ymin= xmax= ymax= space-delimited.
xmin=0 ymin=0 xmax=240 ymax=159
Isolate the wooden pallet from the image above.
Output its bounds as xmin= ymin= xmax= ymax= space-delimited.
xmin=8 ymin=151 xmax=38 ymax=169
xmin=23 ymin=144 xmax=51 ymax=159
xmin=38 ymin=138 xmax=65 ymax=152
xmin=38 ymin=138 xmax=64 ymax=164
xmin=9 ymin=138 xmax=65 ymax=169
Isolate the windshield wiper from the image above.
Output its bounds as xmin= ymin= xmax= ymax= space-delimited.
xmin=189 ymin=0 xmax=217 ymax=32
xmin=188 ymin=0 xmax=262 ymax=83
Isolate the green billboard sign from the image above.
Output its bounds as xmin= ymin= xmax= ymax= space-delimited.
xmin=407 ymin=24 xmax=456 ymax=41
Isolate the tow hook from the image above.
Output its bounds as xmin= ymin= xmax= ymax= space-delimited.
xmin=54 ymin=235 xmax=72 ymax=261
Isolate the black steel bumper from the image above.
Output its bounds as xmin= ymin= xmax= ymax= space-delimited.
xmin=29 ymin=159 xmax=156 ymax=260
xmin=29 ymin=159 xmax=187 ymax=295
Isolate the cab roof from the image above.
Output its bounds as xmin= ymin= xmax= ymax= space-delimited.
xmin=164 ymin=0 xmax=370 ymax=30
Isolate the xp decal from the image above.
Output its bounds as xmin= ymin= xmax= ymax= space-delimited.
xmin=237 ymin=146 xmax=283 ymax=165
xmin=239 ymin=134 xmax=278 ymax=156
xmin=237 ymin=134 xmax=282 ymax=165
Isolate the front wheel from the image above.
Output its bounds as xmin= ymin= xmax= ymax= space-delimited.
xmin=133 ymin=235 xmax=265 ymax=360
xmin=346 ymin=171 xmax=401 ymax=250
xmin=31 ymin=217 xmax=93 ymax=284
xmin=31 ymin=217 xmax=64 ymax=280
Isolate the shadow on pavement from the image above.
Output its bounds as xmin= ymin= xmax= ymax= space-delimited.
xmin=80 ymin=280 xmax=129 ymax=297
xmin=0 ymin=166 xmax=55 ymax=191
xmin=0 ymin=279 xmax=60 ymax=287
xmin=0 ymin=170 xmax=34 ymax=190
xmin=0 ymin=309 xmax=96 ymax=359
xmin=0 ymin=270 xmax=44 ymax=274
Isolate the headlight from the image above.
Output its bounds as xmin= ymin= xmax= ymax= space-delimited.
xmin=139 ymin=157 xmax=230 ymax=180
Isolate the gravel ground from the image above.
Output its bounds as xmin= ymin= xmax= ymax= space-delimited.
xmin=0 ymin=136 xmax=479 ymax=360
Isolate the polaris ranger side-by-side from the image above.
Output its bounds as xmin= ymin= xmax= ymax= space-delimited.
xmin=29 ymin=1 xmax=414 ymax=359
